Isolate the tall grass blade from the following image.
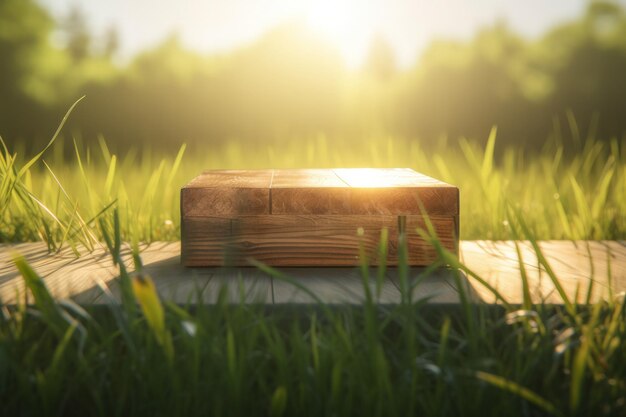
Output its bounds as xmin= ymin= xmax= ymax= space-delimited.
xmin=104 ymin=155 xmax=117 ymax=196
xmin=17 ymin=96 xmax=85 ymax=178
xmin=13 ymin=255 xmax=74 ymax=336
xmin=481 ymin=126 xmax=497 ymax=182
xmin=132 ymin=273 xmax=174 ymax=362
xmin=475 ymin=371 xmax=562 ymax=417
xmin=166 ymin=143 xmax=187 ymax=188
xmin=269 ymin=386 xmax=288 ymax=417
xmin=510 ymin=206 xmax=575 ymax=315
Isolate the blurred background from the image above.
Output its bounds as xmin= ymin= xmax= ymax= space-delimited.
xmin=2 ymin=0 xmax=626 ymax=153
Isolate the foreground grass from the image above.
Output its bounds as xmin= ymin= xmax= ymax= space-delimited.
xmin=0 ymin=103 xmax=625 ymax=416
xmin=2 ymin=234 xmax=625 ymax=417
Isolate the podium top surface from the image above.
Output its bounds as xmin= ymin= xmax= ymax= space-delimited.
xmin=184 ymin=168 xmax=454 ymax=189
xmin=181 ymin=168 xmax=459 ymax=216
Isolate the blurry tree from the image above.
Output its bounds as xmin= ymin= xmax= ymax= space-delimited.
xmin=398 ymin=23 xmax=536 ymax=144
xmin=535 ymin=1 xmax=626 ymax=142
xmin=364 ymin=35 xmax=396 ymax=81
xmin=62 ymin=6 xmax=90 ymax=61
xmin=215 ymin=24 xmax=345 ymax=137
xmin=70 ymin=24 xmax=345 ymax=146
xmin=393 ymin=1 xmax=626 ymax=146
xmin=102 ymin=25 xmax=120 ymax=59
xmin=1 ymin=0 xmax=626 ymax=151
xmin=130 ymin=34 xmax=206 ymax=83
xmin=0 ymin=0 xmax=55 ymax=140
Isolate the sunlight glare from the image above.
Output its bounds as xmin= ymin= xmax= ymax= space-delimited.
xmin=334 ymin=168 xmax=419 ymax=187
xmin=303 ymin=0 xmax=377 ymax=68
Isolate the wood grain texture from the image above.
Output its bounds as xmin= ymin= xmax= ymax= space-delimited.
xmin=181 ymin=170 xmax=273 ymax=216
xmin=270 ymin=169 xmax=350 ymax=214
xmin=334 ymin=168 xmax=458 ymax=215
xmin=347 ymin=187 xmax=459 ymax=215
xmin=271 ymin=169 xmax=347 ymax=188
xmin=187 ymin=169 xmax=274 ymax=188
xmin=181 ymin=215 xmax=457 ymax=267
xmin=333 ymin=168 xmax=449 ymax=187
xmin=274 ymin=168 xmax=459 ymax=215
xmin=181 ymin=216 xmax=231 ymax=266
xmin=459 ymin=241 xmax=626 ymax=304
xmin=1 ymin=241 xmax=624 ymax=305
xmin=182 ymin=168 xmax=459 ymax=216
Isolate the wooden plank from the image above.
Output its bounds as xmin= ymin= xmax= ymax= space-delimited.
xmin=271 ymin=169 xmax=347 ymax=188
xmin=181 ymin=170 xmax=273 ymax=216
xmin=460 ymin=241 xmax=626 ymax=304
xmin=179 ymin=168 xmax=460 ymax=215
xmin=181 ymin=217 xmax=231 ymax=266
xmin=387 ymin=268 xmax=482 ymax=304
xmin=271 ymin=169 xmax=350 ymax=215
xmin=333 ymin=168 xmax=448 ymax=187
xmin=181 ymin=215 xmax=456 ymax=267
xmin=187 ymin=169 xmax=274 ymax=188
xmin=347 ymin=187 xmax=459 ymax=215
xmin=268 ymin=168 xmax=459 ymax=215
xmin=334 ymin=168 xmax=459 ymax=215
xmin=270 ymin=267 xmax=401 ymax=304
xmin=0 ymin=242 xmax=273 ymax=305
xmin=405 ymin=215 xmax=458 ymax=262
xmin=2 ymin=241 xmax=624 ymax=305
xmin=142 ymin=266 xmax=273 ymax=305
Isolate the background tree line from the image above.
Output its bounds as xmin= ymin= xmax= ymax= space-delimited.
xmin=1 ymin=0 xmax=626 ymax=152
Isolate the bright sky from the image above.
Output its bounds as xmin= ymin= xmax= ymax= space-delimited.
xmin=39 ymin=0 xmax=591 ymax=68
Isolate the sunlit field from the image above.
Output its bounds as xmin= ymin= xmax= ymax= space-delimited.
xmin=2 ymin=113 xmax=624 ymax=248
xmin=1 ymin=107 xmax=625 ymax=416
xmin=2 ymin=1 xmax=626 ymax=415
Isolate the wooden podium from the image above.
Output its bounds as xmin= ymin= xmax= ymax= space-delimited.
xmin=181 ymin=168 xmax=459 ymax=266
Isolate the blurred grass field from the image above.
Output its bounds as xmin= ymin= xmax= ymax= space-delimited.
xmin=1 ymin=108 xmax=624 ymax=249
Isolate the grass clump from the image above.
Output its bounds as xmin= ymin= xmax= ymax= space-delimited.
xmin=2 ymin=238 xmax=626 ymax=416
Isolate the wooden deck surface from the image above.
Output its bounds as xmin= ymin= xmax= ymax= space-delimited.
xmin=0 ymin=241 xmax=625 ymax=305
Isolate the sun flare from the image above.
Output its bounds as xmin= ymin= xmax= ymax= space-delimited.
xmin=302 ymin=0 xmax=377 ymax=67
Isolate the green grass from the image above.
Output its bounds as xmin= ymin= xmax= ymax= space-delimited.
xmin=1 ymin=114 xmax=624 ymax=247
xmin=3 ymin=238 xmax=626 ymax=416
xmin=0 ymin=103 xmax=625 ymax=416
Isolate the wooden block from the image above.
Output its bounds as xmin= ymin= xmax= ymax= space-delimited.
xmin=181 ymin=215 xmax=457 ymax=267
xmin=181 ymin=217 xmax=231 ymax=266
xmin=405 ymin=215 xmax=458 ymax=264
xmin=181 ymin=168 xmax=459 ymax=266
xmin=335 ymin=168 xmax=458 ymax=215
xmin=271 ymin=169 xmax=350 ymax=214
xmin=271 ymin=168 xmax=458 ymax=215
xmin=181 ymin=170 xmax=273 ymax=216
xmin=348 ymin=187 xmax=458 ymax=215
